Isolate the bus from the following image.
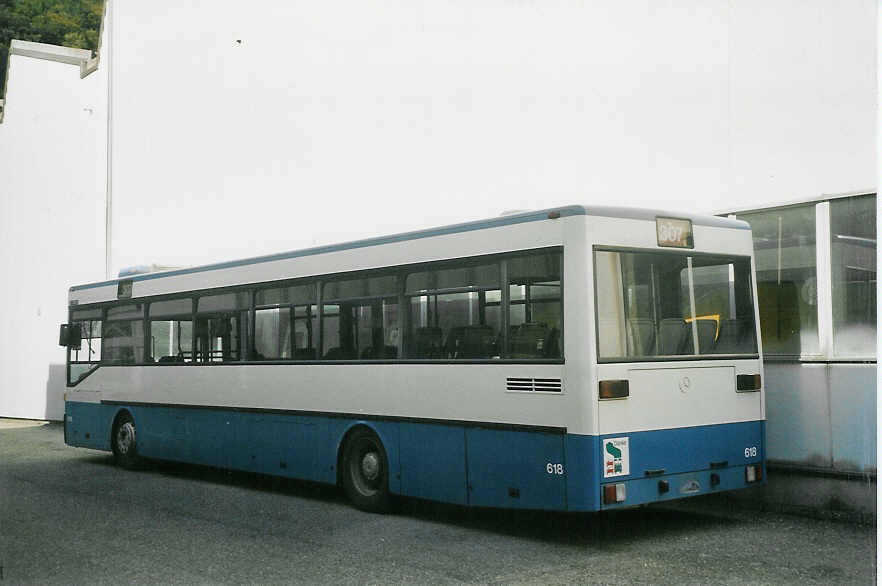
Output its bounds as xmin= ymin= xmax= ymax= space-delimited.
xmin=59 ymin=205 xmax=765 ymax=512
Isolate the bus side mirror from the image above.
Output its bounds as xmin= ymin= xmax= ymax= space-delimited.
xmin=59 ymin=324 xmax=82 ymax=349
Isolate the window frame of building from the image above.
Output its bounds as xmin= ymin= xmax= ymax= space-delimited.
xmin=729 ymin=192 xmax=876 ymax=363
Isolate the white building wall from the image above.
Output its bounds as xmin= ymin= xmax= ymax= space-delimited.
xmin=0 ymin=0 xmax=875 ymax=420
xmin=0 ymin=49 xmax=107 ymax=420
xmin=108 ymin=0 xmax=875 ymax=273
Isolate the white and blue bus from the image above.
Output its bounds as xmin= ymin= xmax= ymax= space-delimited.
xmin=60 ymin=206 xmax=765 ymax=512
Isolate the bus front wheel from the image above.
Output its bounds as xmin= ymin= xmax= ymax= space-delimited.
xmin=111 ymin=412 xmax=141 ymax=469
xmin=342 ymin=428 xmax=390 ymax=513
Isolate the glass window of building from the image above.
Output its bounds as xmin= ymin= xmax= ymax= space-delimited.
xmin=831 ymin=194 xmax=876 ymax=358
xmin=739 ymin=204 xmax=819 ymax=356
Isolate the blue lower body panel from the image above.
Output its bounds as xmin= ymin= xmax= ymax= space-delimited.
xmin=64 ymin=400 xmax=763 ymax=512
xmin=597 ymin=421 xmax=767 ymax=509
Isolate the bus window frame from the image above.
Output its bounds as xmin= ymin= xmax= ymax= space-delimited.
xmin=592 ymin=245 xmax=760 ymax=364
xmin=67 ymin=307 xmax=105 ymax=385
xmin=64 ymin=246 xmax=565 ymax=388
xmin=147 ymin=296 xmax=195 ymax=363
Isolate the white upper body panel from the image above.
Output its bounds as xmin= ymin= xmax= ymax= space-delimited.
xmin=67 ymin=205 xmax=760 ymax=436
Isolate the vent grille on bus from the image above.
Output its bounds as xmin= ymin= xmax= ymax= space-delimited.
xmin=506 ymin=377 xmax=563 ymax=393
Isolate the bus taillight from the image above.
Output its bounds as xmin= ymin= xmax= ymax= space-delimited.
xmin=745 ymin=465 xmax=763 ymax=483
xmin=603 ymin=483 xmax=626 ymax=504
xmin=736 ymin=374 xmax=761 ymax=392
xmin=599 ymin=380 xmax=629 ymax=400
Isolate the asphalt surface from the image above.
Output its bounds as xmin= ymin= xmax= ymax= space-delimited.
xmin=0 ymin=421 xmax=875 ymax=585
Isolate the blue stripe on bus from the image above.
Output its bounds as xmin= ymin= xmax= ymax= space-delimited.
xmin=597 ymin=421 xmax=766 ymax=509
xmin=599 ymin=422 xmax=765 ymax=481
xmin=64 ymin=401 xmax=763 ymax=511
xmin=69 ymin=205 xmax=749 ymax=292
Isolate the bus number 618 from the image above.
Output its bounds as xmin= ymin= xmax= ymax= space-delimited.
xmin=546 ymin=463 xmax=564 ymax=475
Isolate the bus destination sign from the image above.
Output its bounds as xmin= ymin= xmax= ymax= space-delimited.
xmin=656 ymin=217 xmax=693 ymax=248
xmin=117 ymin=279 xmax=133 ymax=299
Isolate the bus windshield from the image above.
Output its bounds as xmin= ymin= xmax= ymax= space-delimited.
xmin=595 ymin=250 xmax=758 ymax=360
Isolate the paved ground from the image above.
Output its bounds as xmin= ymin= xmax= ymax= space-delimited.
xmin=0 ymin=422 xmax=875 ymax=585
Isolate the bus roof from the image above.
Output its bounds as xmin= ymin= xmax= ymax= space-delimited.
xmin=70 ymin=204 xmax=749 ymax=292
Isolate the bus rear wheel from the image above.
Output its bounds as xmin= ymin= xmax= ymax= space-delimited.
xmin=111 ymin=412 xmax=141 ymax=469
xmin=342 ymin=428 xmax=390 ymax=513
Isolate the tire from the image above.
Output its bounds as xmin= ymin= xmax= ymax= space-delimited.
xmin=111 ymin=412 xmax=141 ymax=469
xmin=341 ymin=428 xmax=391 ymax=513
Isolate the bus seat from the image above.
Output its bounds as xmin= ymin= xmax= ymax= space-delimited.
xmin=412 ymin=327 xmax=443 ymax=358
xmin=323 ymin=347 xmax=354 ymax=360
xmin=443 ymin=326 xmax=465 ymax=358
xmin=508 ymin=323 xmax=549 ymax=358
xmin=359 ymin=346 xmax=397 ymax=359
xmin=543 ymin=327 xmax=561 ymax=358
xmin=446 ymin=325 xmax=497 ymax=359
xmin=658 ymin=318 xmax=688 ymax=355
xmin=682 ymin=319 xmax=717 ymax=354
xmin=713 ymin=319 xmax=740 ymax=353
xmin=714 ymin=319 xmax=755 ymax=354
xmin=293 ymin=348 xmax=317 ymax=360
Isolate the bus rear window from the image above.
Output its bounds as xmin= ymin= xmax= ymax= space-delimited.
xmin=595 ymin=250 xmax=757 ymax=360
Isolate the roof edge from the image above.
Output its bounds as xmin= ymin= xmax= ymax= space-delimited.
xmin=10 ymin=40 xmax=93 ymax=67
xmin=0 ymin=30 xmax=103 ymax=123
xmin=70 ymin=204 xmax=749 ymax=293
xmin=714 ymin=191 xmax=876 ymax=216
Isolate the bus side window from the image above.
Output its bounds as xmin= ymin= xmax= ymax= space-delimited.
xmin=405 ymin=262 xmax=501 ymax=360
xmin=292 ymin=305 xmax=318 ymax=360
xmin=102 ymin=303 xmax=145 ymax=364
xmin=254 ymin=307 xmax=291 ymax=360
xmin=506 ymin=251 xmax=562 ymax=359
xmin=150 ymin=319 xmax=192 ymax=362
xmin=322 ymin=275 xmax=399 ymax=361
xmin=195 ymin=315 xmax=244 ymax=362
xmin=149 ymin=298 xmax=194 ymax=363
xmin=195 ymin=293 xmax=249 ymax=363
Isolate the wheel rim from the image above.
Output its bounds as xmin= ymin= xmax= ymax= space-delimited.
xmin=116 ymin=421 xmax=136 ymax=456
xmin=350 ymin=441 xmax=382 ymax=497
xmin=361 ymin=452 xmax=380 ymax=481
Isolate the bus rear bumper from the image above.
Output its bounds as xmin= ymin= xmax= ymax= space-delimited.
xmin=599 ymin=464 xmax=766 ymax=510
